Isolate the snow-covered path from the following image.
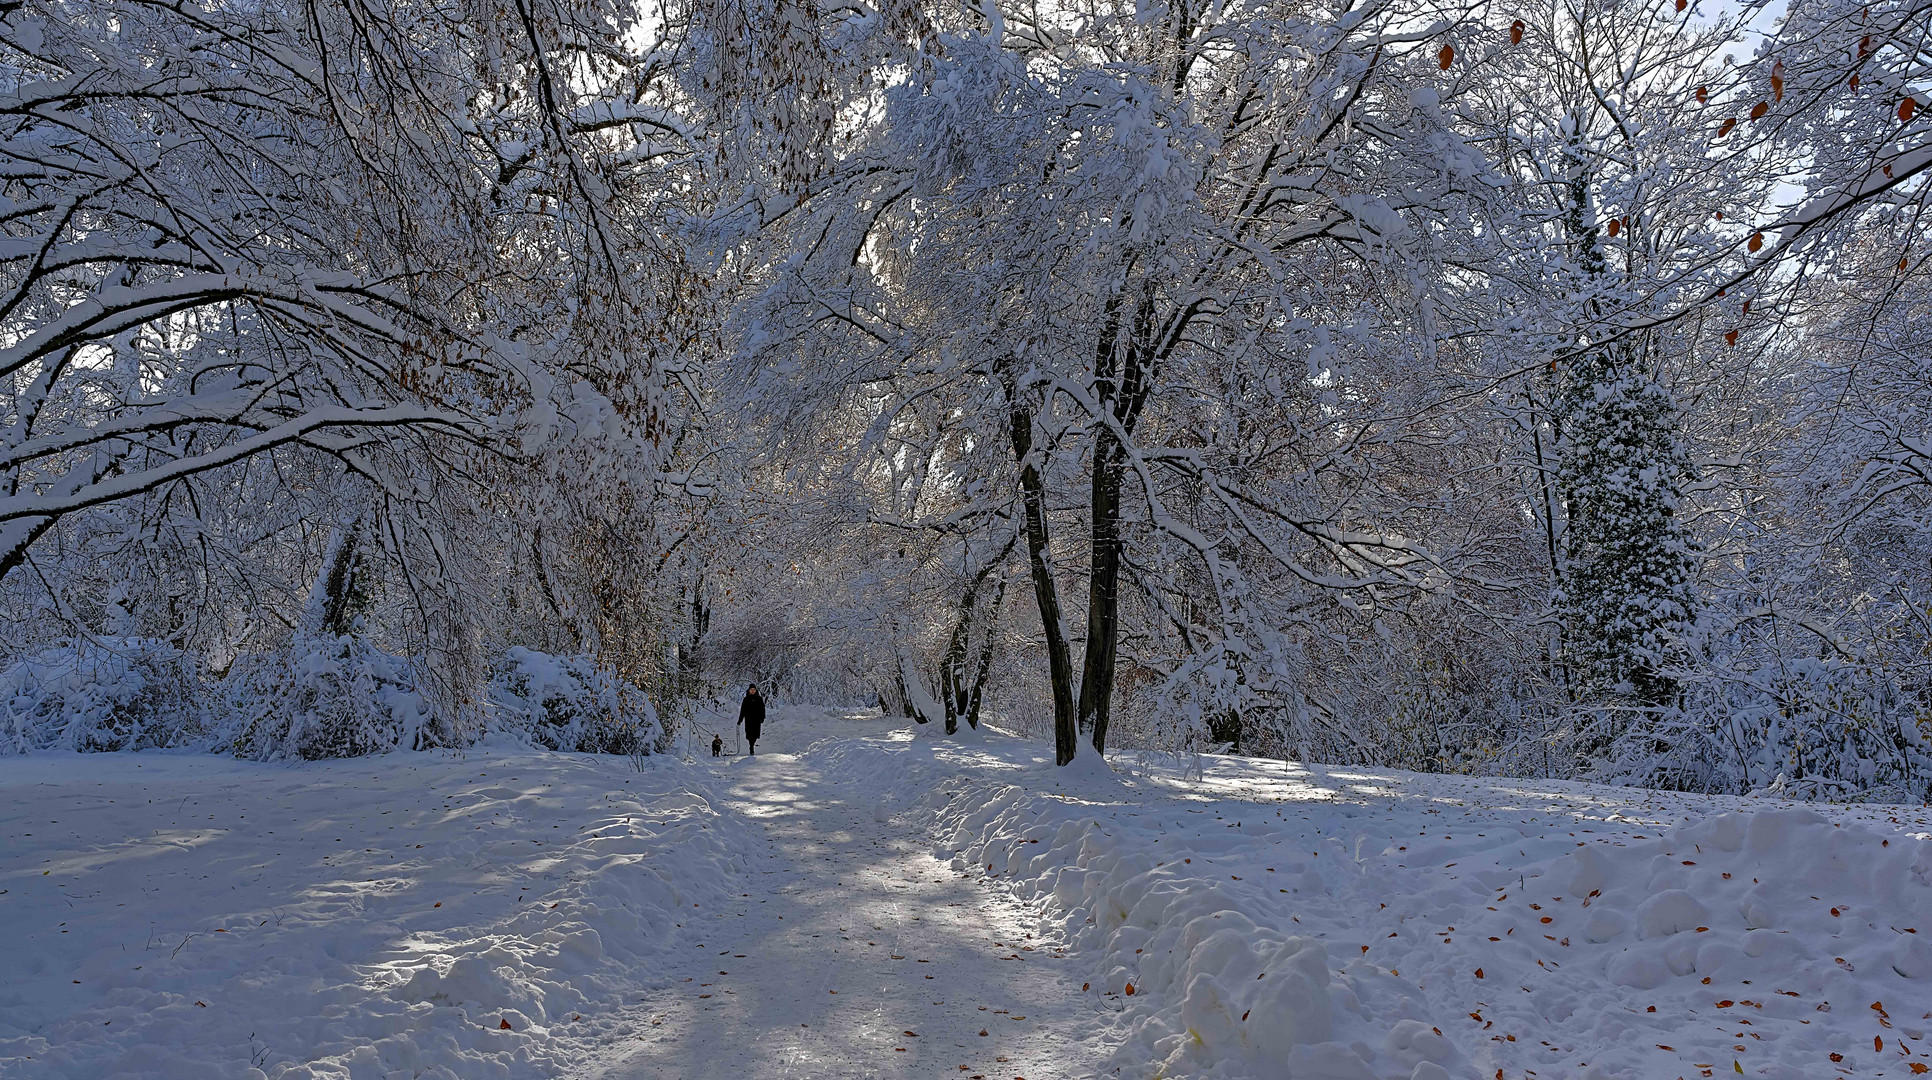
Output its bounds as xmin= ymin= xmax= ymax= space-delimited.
xmin=6 ymin=709 xmax=1930 ymax=1080
xmin=597 ymin=722 xmax=1101 ymax=1080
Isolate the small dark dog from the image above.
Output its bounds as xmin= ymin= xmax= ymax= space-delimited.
xmin=711 ymin=734 xmax=723 ymax=757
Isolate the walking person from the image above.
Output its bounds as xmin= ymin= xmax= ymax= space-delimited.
xmin=738 ymin=684 xmax=765 ymax=756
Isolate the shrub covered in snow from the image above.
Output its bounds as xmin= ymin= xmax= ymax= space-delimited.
xmin=0 ymin=638 xmax=206 ymax=753
xmin=222 ymin=634 xmax=455 ymax=760
xmin=489 ymin=647 xmax=659 ymax=754
xmin=1596 ymin=654 xmax=1932 ymax=802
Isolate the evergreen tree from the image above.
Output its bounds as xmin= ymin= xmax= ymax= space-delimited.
xmin=1555 ymin=352 xmax=1698 ymax=709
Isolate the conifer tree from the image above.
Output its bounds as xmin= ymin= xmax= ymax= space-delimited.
xmin=1550 ymin=132 xmax=1697 ymax=715
xmin=1554 ymin=350 xmax=1698 ymax=709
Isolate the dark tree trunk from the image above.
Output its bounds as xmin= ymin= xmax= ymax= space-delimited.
xmin=964 ymin=575 xmax=1007 ymax=730
xmin=676 ymin=574 xmax=709 ymax=694
xmin=1001 ymin=358 xmax=1079 ymax=765
xmin=1076 ymin=432 xmax=1124 ymax=754
xmin=942 ymin=536 xmax=1014 ymax=735
xmin=310 ymin=520 xmax=371 ymax=637
xmin=1076 ymin=288 xmax=1158 ymax=757
xmin=941 ymin=633 xmax=963 ymax=735
xmin=894 ymin=667 xmax=928 ymax=723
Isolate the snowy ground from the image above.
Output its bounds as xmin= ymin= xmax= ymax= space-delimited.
xmin=598 ymin=712 xmax=1098 ymax=1079
xmin=4 ymin=708 xmax=1931 ymax=1079
xmin=839 ymin=729 xmax=1932 ymax=1080
xmin=0 ymin=741 xmax=757 ymax=1078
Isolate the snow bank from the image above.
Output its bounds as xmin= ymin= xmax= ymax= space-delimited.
xmin=913 ymin=775 xmax=1468 ymax=1080
xmin=814 ymin=730 xmax=1932 ymax=1080
xmin=0 ymin=747 xmax=753 ymax=1079
xmin=1578 ymin=809 xmax=1932 ymax=990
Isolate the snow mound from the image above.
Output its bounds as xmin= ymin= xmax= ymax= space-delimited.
xmin=1634 ymin=889 xmax=1709 ymax=939
xmin=1576 ymin=809 xmax=1932 ymax=992
xmin=1051 ymin=745 xmax=1119 ymax=782
xmin=910 ymin=780 xmax=1466 ymax=1080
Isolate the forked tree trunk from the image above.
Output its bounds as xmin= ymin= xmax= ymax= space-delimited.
xmin=896 ymin=651 xmax=944 ymax=725
xmin=1001 ymin=358 xmax=1079 ymax=765
xmin=1076 ymin=288 xmax=1158 ymax=756
xmin=942 ymin=536 xmax=1014 ymax=734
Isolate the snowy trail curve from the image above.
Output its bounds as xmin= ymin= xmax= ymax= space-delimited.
xmin=596 ymin=741 xmax=1103 ymax=1080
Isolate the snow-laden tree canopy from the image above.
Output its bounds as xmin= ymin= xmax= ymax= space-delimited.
xmin=3 ymin=0 xmax=1931 ymax=797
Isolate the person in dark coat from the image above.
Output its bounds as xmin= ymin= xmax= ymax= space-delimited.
xmin=738 ymin=684 xmax=765 ymax=755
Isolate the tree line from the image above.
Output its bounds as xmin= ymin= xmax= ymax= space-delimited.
xmin=3 ymin=0 xmax=1930 ymax=797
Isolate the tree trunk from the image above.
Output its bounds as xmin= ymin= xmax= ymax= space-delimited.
xmin=302 ymin=519 xmax=368 ymax=637
xmin=964 ymin=575 xmax=1007 ymax=730
xmin=940 ymin=627 xmax=963 ymax=735
xmin=1076 ymin=288 xmax=1157 ymax=757
xmin=1001 ymin=359 xmax=1078 ymax=765
xmin=896 ymin=650 xmax=943 ymax=724
xmin=894 ymin=668 xmax=927 ymax=722
xmin=941 ymin=536 xmax=1014 ymax=735
xmin=1077 ymin=431 xmax=1124 ymax=754
xmin=677 ymin=573 xmax=709 ymax=697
